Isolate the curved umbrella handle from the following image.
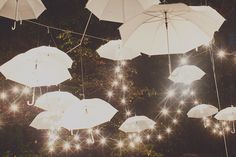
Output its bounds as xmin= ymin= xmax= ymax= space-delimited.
xmin=231 ymin=121 xmax=235 ymax=134
xmin=11 ymin=21 xmax=17 ymax=30
xmin=27 ymin=88 xmax=35 ymax=106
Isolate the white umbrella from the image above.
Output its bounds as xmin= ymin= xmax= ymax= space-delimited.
xmin=187 ymin=104 xmax=218 ymax=118
xmin=119 ymin=3 xmax=225 ymax=74
xmin=30 ymin=111 xmax=62 ymax=130
xmin=215 ymin=107 xmax=236 ymax=121
xmin=35 ymin=91 xmax=80 ymax=113
xmin=97 ymin=40 xmax=140 ymax=60
xmin=60 ymin=98 xmax=118 ymax=130
xmin=169 ymin=65 xmax=205 ymax=84
xmin=0 ymin=0 xmax=46 ymax=29
xmin=0 ymin=53 xmax=72 ymax=88
xmin=86 ymin=0 xmax=159 ymax=23
xmin=119 ymin=116 xmax=155 ymax=133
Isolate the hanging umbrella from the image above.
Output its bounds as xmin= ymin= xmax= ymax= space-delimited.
xmin=97 ymin=40 xmax=140 ymax=60
xmin=86 ymin=0 xmax=159 ymax=23
xmin=215 ymin=107 xmax=236 ymax=121
xmin=0 ymin=0 xmax=46 ymax=30
xmin=168 ymin=65 xmax=205 ymax=84
xmin=60 ymin=98 xmax=118 ymax=130
xmin=119 ymin=116 xmax=155 ymax=133
xmin=187 ymin=104 xmax=218 ymax=118
xmin=30 ymin=111 xmax=62 ymax=130
xmin=119 ymin=3 xmax=225 ymax=74
xmin=35 ymin=91 xmax=80 ymax=113
xmin=0 ymin=52 xmax=72 ymax=88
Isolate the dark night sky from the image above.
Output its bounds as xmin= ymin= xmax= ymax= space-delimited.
xmin=1 ymin=0 xmax=236 ymax=157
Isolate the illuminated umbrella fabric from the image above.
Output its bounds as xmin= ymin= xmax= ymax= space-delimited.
xmin=86 ymin=0 xmax=159 ymax=23
xmin=215 ymin=107 xmax=236 ymax=121
xmin=35 ymin=91 xmax=80 ymax=112
xmin=169 ymin=65 xmax=205 ymax=84
xmin=119 ymin=3 xmax=225 ymax=55
xmin=97 ymin=40 xmax=140 ymax=60
xmin=0 ymin=53 xmax=71 ymax=87
xmin=60 ymin=98 xmax=118 ymax=130
xmin=30 ymin=111 xmax=62 ymax=130
xmin=119 ymin=116 xmax=155 ymax=133
xmin=0 ymin=0 xmax=46 ymax=29
xmin=25 ymin=46 xmax=73 ymax=69
xmin=187 ymin=104 xmax=218 ymax=118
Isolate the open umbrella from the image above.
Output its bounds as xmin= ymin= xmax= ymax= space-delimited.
xmin=119 ymin=116 xmax=155 ymax=133
xmin=169 ymin=65 xmax=205 ymax=84
xmin=187 ymin=104 xmax=218 ymax=118
xmin=30 ymin=111 xmax=62 ymax=130
xmin=0 ymin=0 xmax=46 ymax=30
xmin=35 ymin=91 xmax=80 ymax=113
xmin=97 ymin=40 xmax=140 ymax=60
xmin=60 ymin=98 xmax=118 ymax=130
xmin=119 ymin=3 xmax=225 ymax=74
xmin=86 ymin=0 xmax=159 ymax=23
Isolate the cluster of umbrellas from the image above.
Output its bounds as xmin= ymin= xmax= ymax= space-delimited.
xmin=187 ymin=104 xmax=236 ymax=132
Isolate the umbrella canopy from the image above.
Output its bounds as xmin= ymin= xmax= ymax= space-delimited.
xmin=97 ymin=40 xmax=140 ymax=60
xmin=30 ymin=111 xmax=62 ymax=130
xmin=215 ymin=107 xmax=236 ymax=121
xmin=35 ymin=91 xmax=80 ymax=112
xmin=0 ymin=47 xmax=72 ymax=87
xmin=119 ymin=116 xmax=155 ymax=133
xmin=119 ymin=3 xmax=225 ymax=55
xmin=187 ymin=104 xmax=218 ymax=118
xmin=25 ymin=46 xmax=73 ymax=69
xmin=0 ymin=0 xmax=46 ymax=21
xmin=169 ymin=65 xmax=205 ymax=84
xmin=60 ymin=98 xmax=118 ymax=130
xmin=86 ymin=0 xmax=159 ymax=23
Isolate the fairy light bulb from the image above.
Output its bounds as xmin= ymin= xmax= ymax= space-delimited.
xmin=122 ymin=85 xmax=128 ymax=92
xmin=87 ymin=128 xmax=93 ymax=134
xmin=63 ymin=142 xmax=71 ymax=151
xmin=100 ymin=137 xmax=106 ymax=145
xmin=10 ymin=103 xmax=19 ymax=112
xmin=212 ymin=129 xmax=217 ymax=134
xmin=194 ymin=100 xmax=199 ymax=105
xmin=126 ymin=110 xmax=131 ymax=116
xmin=173 ymin=119 xmax=178 ymax=124
xmin=73 ymin=134 xmax=80 ymax=141
xmin=219 ymin=131 xmax=223 ymax=136
xmin=12 ymin=86 xmax=20 ymax=94
xmin=118 ymin=74 xmax=123 ymax=79
xmin=115 ymin=66 xmax=121 ymax=73
xmin=177 ymin=109 xmax=182 ymax=114
xmin=215 ymin=123 xmax=220 ymax=129
xmin=129 ymin=142 xmax=135 ymax=148
xmin=225 ymin=126 xmax=230 ymax=132
xmin=217 ymin=50 xmax=226 ymax=58
xmin=157 ymin=134 xmax=162 ymax=140
xmin=49 ymin=147 xmax=54 ymax=153
xmin=134 ymin=136 xmax=142 ymax=143
xmin=75 ymin=144 xmax=81 ymax=150
xmin=86 ymin=138 xmax=93 ymax=145
xmin=107 ymin=91 xmax=113 ymax=98
xmin=0 ymin=92 xmax=7 ymax=100
xmin=146 ymin=134 xmax=151 ymax=140
xmin=23 ymin=87 xmax=31 ymax=95
xmin=112 ymin=80 xmax=119 ymax=87
xmin=117 ymin=141 xmax=124 ymax=148
xmin=161 ymin=108 xmax=169 ymax=115
xmin=166 ymin=127 xmax=172 ymax=134
xmin=190 ymin=90 xmax=195 ymax=96
xmin=94 ymin=128 xmax=100 ymax=135
xmin=121 ymin=98 xmax=126 ymax=104
xmin=180 ymin=57 xmax=188 ymax=65
xmin=180 ymin=100 xmax=185 ymax=105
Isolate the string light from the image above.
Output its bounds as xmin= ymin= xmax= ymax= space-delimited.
xmin=180 ymin=57 xmax=188 ymax=65
xmin=167 ymin=89 xmax=175 ymax=97
xmin=161 ymin=108 xmax=169 ymax=116
xmin=86 ymin=138 xmax=93 ymax=145
xmin=194 ymin=100 xmax=199 ymax=105
xmin=121 ymin=98 xmax=126 ymax=105
xmin=12 ymin=86 xmax=20 ymax=94
xmin=75 ymin=144 xmax=81 ymax=150
xmin=146 ymin=134 xmax=151 ymax=140
xmin=157 ymin=134 xmax=162 ymax=140
xmin=73 ymin=134 xmax=80 ymax=141
xmin=173 ymin=119 xmax=178 ymax=124
xmin=126 ymin=110 xmax=131 ymax=116
xmin=63 ymin=142 xmax=71 ymax=151
xmin=117 ymin=74 xmax=123 ymax=79
xmin=217 ymin=50 xmax=226 ymax=58
xmin=115 ymin=66 xmax=121 ymax=73
xmin=166 ymin=127 xmax=172 ymax=134
xmin=117 ymin=140 xmax=124 ymax=148
xmin=112 ymin=80 xmax=119 ymax=87
xmin=94 ymin=128 xmax=100 ymax=135
xmin=129 ymin=142 xmax=135 ymax=148
xmin=107 ymin=91 xmax=113 ymax=98
xmin=9 ymin=103 xmax=19 ymax=112
xmin=22 ymin=87 xmax=31 ymax=95
xmin=100 ymin=137 xmax=107 ymax=145
xmin=122 ymin=85 xmax=128 ymax=92
xmin=49 ymin=147 xmax=54 ymax=153
xmin=0 ymin=92 xmax=7 ymax=100
xmin=180 ymin=100 xmax=185 ymax=105
xmin=177 ymin=109 xmax=182 ymax=114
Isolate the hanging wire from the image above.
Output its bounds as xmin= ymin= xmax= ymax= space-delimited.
xmin=209 ymin=45 xmax=229 ymax=157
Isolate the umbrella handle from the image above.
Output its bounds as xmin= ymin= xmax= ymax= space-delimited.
xmin=231 ymin=121 xmax=235 ymax=134
xmin=71 ymin=130 xmax=74 ymax=135
xmin=11 ymin=21 xmax=17 ymax=30
xmin=27 ymin=88 xmax=35 ymax=106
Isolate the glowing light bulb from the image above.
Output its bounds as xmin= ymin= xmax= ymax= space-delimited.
xmin=112 ymin=80 xmax=119 ymax=87
xmin=100 ymin=137 xmax=106 ymax=145
xmin=94 ymin=128 xmax=100 ymax=135
xmin=134 ymin=136 xmax=142 ymax=143
xmin=225 ymin=126 xmax=230 ymax=132
xmin=73 ymin=134 xmax=80 ymax=141
xmin=117 ymin=141 xmax=124 ymax=148
xmin=75 ymin=144 xmax=81 ymax=150
xmin=121 ymin=98 xmax=126 ymax=104
xmin=63 ymin=142 xmax=71 ymax=151
xmin=129 ymin=142 xmax=135 ymax=148
xmin=122 ymin=85 xmax=128 ymax=92
xmin=167 ymin=89 xmax=175 ymax=97
xmin=212 ymin=129 xmax=217 ymax=134
xmin=219 ymin=131 xmax=223 ymax=136
xmin=107 ymin=91 xmax=113 ymax=98
xmin=126 ymin=110 xmax=131 ymax=116
xmin=86 ymin=138 xmax=93 ymax=145
xmin=166 ymin=127 xmax=172 ymax=134
xmin=115 ymin=66 xmax=121 ymax=73
xmin=215 ymin=124 xmax=220 ymax=129
xmin=146 ymin=134 xmax=151 ymax=140
xmin=190 ymin=91 xmax=195 ymax=96
xmin=161 ymin=108 xmax=169 ymax=115
xmin=0 ymin=92 xmax=7 ymax=100
xmin=217 ymin=50 xmax=226 ymax=58
xmin=10 ymin=104 xmax=19 ymax=112
xmin=180 ymin=57 xmax=188 ymax=65
xmin=118 ymin=74 xmax=123 ymax=79
xmin=87 ymin=128 xmax=93 ymax=134
xmin=177 ymin=109 xmax=182 ymax=114
xmin=49 ymin=147 xmax=54 ymax=152
xmin=194 ymin=100 xmax=199 ymax=105
xmin=12 ymin=86 xmax=20 ymax=94
xmin=180 ymin=100 xmax=185 ymax=105
xmin=157 ymin=134 xmax=162 ymax=140
xmin=173 ymin=119 xmax=178 ymax=124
